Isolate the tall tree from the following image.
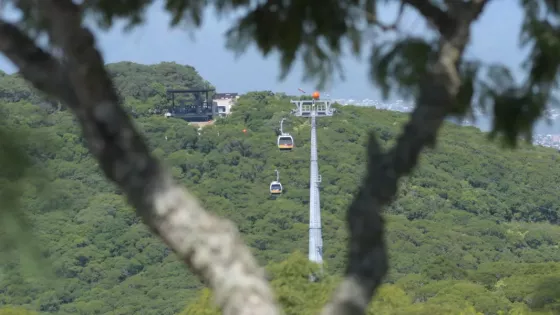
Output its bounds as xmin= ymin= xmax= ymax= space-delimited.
xmin=0 ymin=0 xmax=558 ymax=314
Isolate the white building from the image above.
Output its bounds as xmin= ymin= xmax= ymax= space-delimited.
xmin=213 ymin=93 xmax=239 ymax=116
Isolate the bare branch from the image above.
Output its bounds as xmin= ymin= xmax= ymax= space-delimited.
xmin=0 ymin=21 xmax=77 ymax=105
xmin=320 ymin=2 xmax=490 ymax=315
xmin=360 ymin=2 xmax=406 ymax=32
xmin=402 ymin=0 xmax=456 ymax=36
xmin=5 ymin=1 xmax=281 ymax=314
xmin=404 ymin=0 xmax=489 ymax=38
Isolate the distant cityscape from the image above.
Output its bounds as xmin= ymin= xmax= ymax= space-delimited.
xmin=533 ymin=134 xmax=560 ymax=150
xmin=332 ymin=98 xmax=560 ymax=150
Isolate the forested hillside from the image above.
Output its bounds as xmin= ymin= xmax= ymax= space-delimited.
xmin=0 ymin=62 xmax=559 ymax=315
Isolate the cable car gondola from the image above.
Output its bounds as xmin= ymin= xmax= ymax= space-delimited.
xmin=277 ymin=134 xmax=294 ymax=150
xmin=270 ymin=181 xmax=283 ymax=195
xmin=277 ymin=118 xmax=294 ymax=151
xmin=269 ymin=169 xmax=283 ymax=195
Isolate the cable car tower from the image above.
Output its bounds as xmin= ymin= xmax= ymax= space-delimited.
xmin=290 ymin=91 xmax=335 ymax=273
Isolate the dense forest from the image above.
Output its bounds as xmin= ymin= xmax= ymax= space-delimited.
xmin=0 ymin=62 xmax=559 ymax=314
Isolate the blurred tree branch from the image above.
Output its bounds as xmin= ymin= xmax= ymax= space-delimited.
xmin=1 ymin=1 xmax=280 ymax=314
xmin=360 ymin=2 xmax=405 ymax=32
xmin=321 ymin=1 xmax=489 ymax=314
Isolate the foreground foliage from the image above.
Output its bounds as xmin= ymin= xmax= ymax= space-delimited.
xmin=0 ymin=63 xmax=558 ymax=314
xmin=186 ymin=252 xmax=559 ymax=315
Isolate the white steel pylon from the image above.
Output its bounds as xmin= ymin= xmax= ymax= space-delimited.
xmin=290 ymin=96 xmax=335 ymax=271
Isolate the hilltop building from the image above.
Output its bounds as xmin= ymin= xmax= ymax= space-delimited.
xmin=213 ymin=93 xmax=239 ymax=117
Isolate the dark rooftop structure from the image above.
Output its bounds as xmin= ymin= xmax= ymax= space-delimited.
xmin=214 ymin=93 xmax=239 ymax=99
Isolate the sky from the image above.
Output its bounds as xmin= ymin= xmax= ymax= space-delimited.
xmin=0 ymin=0 xmax=528 ymax=101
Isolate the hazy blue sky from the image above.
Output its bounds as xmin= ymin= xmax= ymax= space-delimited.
xmin=0 ymin=0 xmax=527 ymax=101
